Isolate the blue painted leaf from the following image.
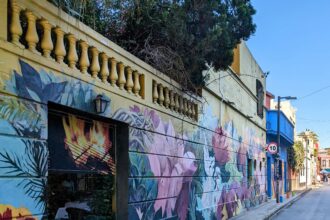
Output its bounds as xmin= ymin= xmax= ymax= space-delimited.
xmin=14 ymin=70 xmax=31 ymax=99
xmin=19 ymin=60 xmax=43 ymax=97
xmin=41 ymin=82 xmax=67 ymax=103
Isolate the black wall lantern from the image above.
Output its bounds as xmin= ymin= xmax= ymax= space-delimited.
xmin=94 ymin=94 xmax=109 ymax=114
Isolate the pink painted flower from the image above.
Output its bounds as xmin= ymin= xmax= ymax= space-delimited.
xmin=148 ymin=119 xmax=197 ymax=218
xmin=212 ymin=127 xmax=230 ymax=165
xmin=217 ymin=183 xmax=240 ymax=219
xmin=237 ymin=142 xmax=248 ymax=177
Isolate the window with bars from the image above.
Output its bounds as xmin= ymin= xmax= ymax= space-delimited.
xmin=256 ymin=79 xmax=264 ymax=118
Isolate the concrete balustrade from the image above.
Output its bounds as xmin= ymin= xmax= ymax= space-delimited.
xmin=151 ymin=80 xmax=198 ymax=120
xmin=54 ymin=27 xmax=66 ymax=63
xmin=6 ymin=0 xmax=146 ymax=99
xmin=133 ymin=71 xmax=141 ymax=97
xmin=25 ymin=10 xmax=39 ymax=53
xmin=40 ymin=19 xmax=53 ymax=58
xmin=90 ymin=47 xmax=100 ymax=79
xmin=125 ymin=67 xmax=134 ymax=93
xmin=67 ymin=34 xmax=78 ymax=68
xmin=9 ymin=0 xmax=23 ymax=48
xmin=4 ymin=0 xmax=201 ymax=120
xmin=109 ymin=58 xmax=118 ymax=87
xmin=100 ymin=53 xmax=109 ymax=83
xmin=117 ymin=62 xmax=126 ymax=90
xmin=79 ymin=40 xmax=90 ymax=74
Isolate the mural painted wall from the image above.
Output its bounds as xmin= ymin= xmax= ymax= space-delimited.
xmin=0 ymin=58 xmax=266 ymax=219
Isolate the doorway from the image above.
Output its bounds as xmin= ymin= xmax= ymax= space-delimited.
xmin=47 ymin=103 xmax=128 ymax=219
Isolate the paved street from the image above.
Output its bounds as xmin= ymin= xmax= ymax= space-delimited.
xmin=273 ymin=185 xmax=330 ymax=220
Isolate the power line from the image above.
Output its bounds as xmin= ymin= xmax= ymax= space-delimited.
xmin=297 ymin=85 xmax=330 ymax=100
xmin=297 ymin=117 xmax=330 ymax=123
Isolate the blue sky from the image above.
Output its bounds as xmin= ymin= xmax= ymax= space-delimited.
xmin=247 ymin=0 xmax=330 ymax=148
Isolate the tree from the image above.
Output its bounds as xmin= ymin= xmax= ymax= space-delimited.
xmin=49 ymin=0 xmax=256 ymax=89
xmin=288 ymin=141 xmax=305 ymax=173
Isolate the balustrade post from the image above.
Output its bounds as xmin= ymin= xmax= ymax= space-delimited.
xmin=180 ymin=96 xmax=186 ymax=115
xmin=109 ymin=58 xmax=118 ymax=86
xmin=174 ymin=93 xmax=179 ymax=112
xmin=67 ymin=34 xmax=78 ymax=68
xmin=79 ymin=41 xmax=90 ymax=74
xmin=170 ymin=91 xmax=175 ymax=110
xmin=192 ymin=104 xmax=196 ymax=120
xmin=10 ymin=0 xmax=24 ymax=48
xmin=152 ymin=81 xmax=159 ymax=104
xmin=100 ymin=53 xmax=109 ymax=83
xmin=125 ymin=67 xmax=134 ymax=93
xmin=164 ymin=87 xmax=170 ymax=108
xmin=187 ymin=101 xmax=192 ymax=118
xmin=40 ymin=19 xmax=53 ymax=58
xmin=25 ymin=10 xmax=39 ymax=53
xmin=185 ymin=99 xmax=189 ymax=116
xmin=54 ymin=27 xmax=66 ymax=63
xmin=90 ymin=47 xmax=100 ymax=79
xmin=158 ymin=84 xmax=164 ymax=106
xmin=133 ymin=71 xmax=141 ymax=96
xmin=117 ymin=62 xmax=126 ymax=90
xmin=0 ymin=0 xmax=7 ymax=40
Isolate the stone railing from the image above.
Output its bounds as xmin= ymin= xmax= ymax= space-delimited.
xmin=8 ymin=0 xmax=143 ymax=97
xmin=4 ymin=0 xmax=198 ymax=121
xmin=152 ymin=80 xmax=198 ymax=120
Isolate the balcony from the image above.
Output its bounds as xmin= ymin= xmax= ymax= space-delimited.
xmin=266 ymin=110 xmax=294 ymax=146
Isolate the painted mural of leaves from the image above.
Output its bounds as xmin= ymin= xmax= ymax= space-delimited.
xmin=42 ymin=81 xmax=67 ymax=103
xmin=19 ymin=59 xmax=43 ymax=97
xmin=14 ymin=70 xmax=32 ymax=100
xmin=0 ymin=151 xmax=31 ymax=177
xmin=0 ymin=97 xmax=41 ymax=135
xmin=0 ymin=140 xmax=48 ymax=211
xmin=14 ymin=60 xmax=70 ymax=106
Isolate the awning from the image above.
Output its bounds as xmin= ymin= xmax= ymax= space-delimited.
xmin=320 ymin=169 xmax=330 ymax=174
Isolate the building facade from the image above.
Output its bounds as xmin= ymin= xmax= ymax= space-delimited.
xmin=296 ymin=130 xmax=319 ymax=186
xmin=319 ymin=148 xmax=330 ymax=171
xmin=318 ymin=148 xmax=330 ymax=177
xmin=0 ymin=0 xmax=267 ymax=219
xmin=265 ymin=108 xmax=294 ymax=198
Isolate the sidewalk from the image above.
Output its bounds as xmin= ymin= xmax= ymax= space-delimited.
xmin=232 ymin=186 xmax=316 ymax=220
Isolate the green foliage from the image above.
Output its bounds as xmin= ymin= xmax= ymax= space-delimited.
xmin=49 ymin=0 xmax=256 ymax=88
xmin=314 ymin=148 xmax=318 ymax=158
xmin=288 ymin=141 xmax=305 ymax=172
xmin=0 ymin=97 xmax=40 ymax=129
xmin=88 ymin=175 xmax=114 ymax=218
xmin=0 ymin=141 xmax=48 ymax=209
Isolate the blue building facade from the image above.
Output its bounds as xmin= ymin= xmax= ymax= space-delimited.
xmin=266 ymin=110 xmax=294 ymax=198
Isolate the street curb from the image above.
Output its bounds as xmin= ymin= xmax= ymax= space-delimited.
xmin=264 ymin=188 xmax=312 ymax=220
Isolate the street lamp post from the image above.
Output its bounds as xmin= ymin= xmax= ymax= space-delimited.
xmin=276 ymin=96 xmax=296 ymax=203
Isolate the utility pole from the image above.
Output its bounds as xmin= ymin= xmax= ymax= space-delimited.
xmin=306 ymin=138 xmax=308 ymax=189
xmin=276 ymin=96 xmax=281 ymax=203
xmin=275 ymin=96 xmax=296 ymax=203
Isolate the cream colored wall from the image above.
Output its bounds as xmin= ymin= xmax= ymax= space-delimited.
xmin=205 ymin=42 xmax=266 ymax=131
xmin=239 ymin=42 xmax=266 ymax=94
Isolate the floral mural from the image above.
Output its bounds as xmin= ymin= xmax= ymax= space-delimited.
xmin=0 ymin=59 xmax=266 ymax=219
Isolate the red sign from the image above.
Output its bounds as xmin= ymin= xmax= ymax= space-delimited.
xmin=267 ymin=142 xmax=278 ymax=154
